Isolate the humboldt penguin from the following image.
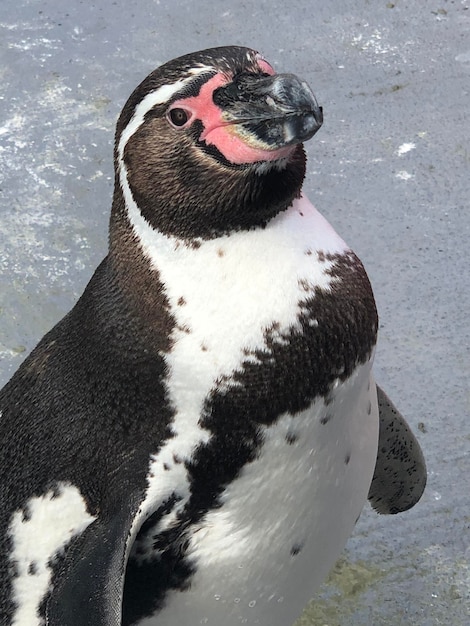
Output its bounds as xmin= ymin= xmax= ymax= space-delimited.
xmin=0 ymin=46 xmax=426 ymax=626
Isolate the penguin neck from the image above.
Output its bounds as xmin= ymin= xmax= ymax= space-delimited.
xmin=107 ymin=144 xmax=307 ymax=326
xmin=114 ymin=144 xmax=307 ymax=241
xmin=108 ymin=193 xmax=175 ymax=352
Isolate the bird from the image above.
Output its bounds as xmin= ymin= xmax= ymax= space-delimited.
xmin=0 ymin=46 xmax=426 ymax=626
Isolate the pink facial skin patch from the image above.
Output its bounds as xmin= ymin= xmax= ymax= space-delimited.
xmin=256 ymin=57 xmax=275 ymax=76
xmin=168 ymin=72 xmax=295 ymax=165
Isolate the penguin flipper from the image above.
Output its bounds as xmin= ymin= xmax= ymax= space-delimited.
xmin=368 ymin=384 xmax=427 ymax=514
xmin=46 ymin=507 xmax=134 ymax=625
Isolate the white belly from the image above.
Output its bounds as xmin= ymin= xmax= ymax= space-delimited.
xmin=137 ymin=366 xmax=378 ymax=626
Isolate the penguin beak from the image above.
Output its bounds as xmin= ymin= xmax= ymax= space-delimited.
xmin=212 ymin=72 xmax=323 ymax=151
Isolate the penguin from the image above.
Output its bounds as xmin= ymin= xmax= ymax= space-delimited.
xmin=0 ymin=46 xmax=426 ymax=626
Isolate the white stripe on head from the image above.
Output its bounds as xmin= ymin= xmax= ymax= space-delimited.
xmin=117 ymin=65 xmax=216 ymax=238
xmin=118 ymin=65 xmax=215 ymax=161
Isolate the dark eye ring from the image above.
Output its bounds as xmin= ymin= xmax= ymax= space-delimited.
xmin=168 ymin=108 xmax=190 ymax=127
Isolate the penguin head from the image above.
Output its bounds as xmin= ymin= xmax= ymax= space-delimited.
xmin=113 ymin=46 xmax=323 ymax=239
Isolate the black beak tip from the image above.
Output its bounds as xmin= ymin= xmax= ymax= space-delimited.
xmin=289 ymin=79 xmax=323 ymax=143
xmin=295 ymin=102 xmax=323 ymax=144
xmin=310 ymin=104 xmax=323 ymax=134
xmin=313 ymin=104 xmax=323 ymax=133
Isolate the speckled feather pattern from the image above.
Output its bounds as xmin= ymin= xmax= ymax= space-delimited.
xmin=368 ymin=385 xmax=426 ymax=514
xmin=118 ymin=189 xmax=379 ymax=624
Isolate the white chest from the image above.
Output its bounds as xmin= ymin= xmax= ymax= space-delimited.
xmin=129 ymin=192 xmax=349 ymax=399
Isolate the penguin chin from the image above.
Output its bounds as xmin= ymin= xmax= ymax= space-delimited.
xmin=252 ymin=156 xmax=291 ymax=175
xmin=200 ymin=123 xmax=296 ymax=166
xmin=195 ymin=131 xmax=299 ymax=173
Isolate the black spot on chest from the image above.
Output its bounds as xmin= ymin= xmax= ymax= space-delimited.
xmin=216 ymin=251 xmax=376 ymax=413
xmin=186 ymin=251 xmax=377 ymax=514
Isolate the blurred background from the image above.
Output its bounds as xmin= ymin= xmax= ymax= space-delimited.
xmin=0 ymin=1 xmax=468 ymax=624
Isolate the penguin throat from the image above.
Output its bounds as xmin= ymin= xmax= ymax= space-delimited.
xmin=121 ymin=145 xmax=307 ymax=240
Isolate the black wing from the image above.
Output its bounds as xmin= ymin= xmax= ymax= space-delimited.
xmin=46 ymin=507 xmax=136 ymax=625
xmin=368 ymin=384 xmax=427 ymax=514
xmin=0 ymin=257 xmax=174 ymax=625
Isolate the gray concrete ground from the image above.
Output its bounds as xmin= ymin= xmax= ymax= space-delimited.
xmin=0 ymin=1 xmax=469 ymax=624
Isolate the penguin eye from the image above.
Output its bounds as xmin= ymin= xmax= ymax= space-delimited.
xmin=167 ymin=107 xmax=191 ymax=128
